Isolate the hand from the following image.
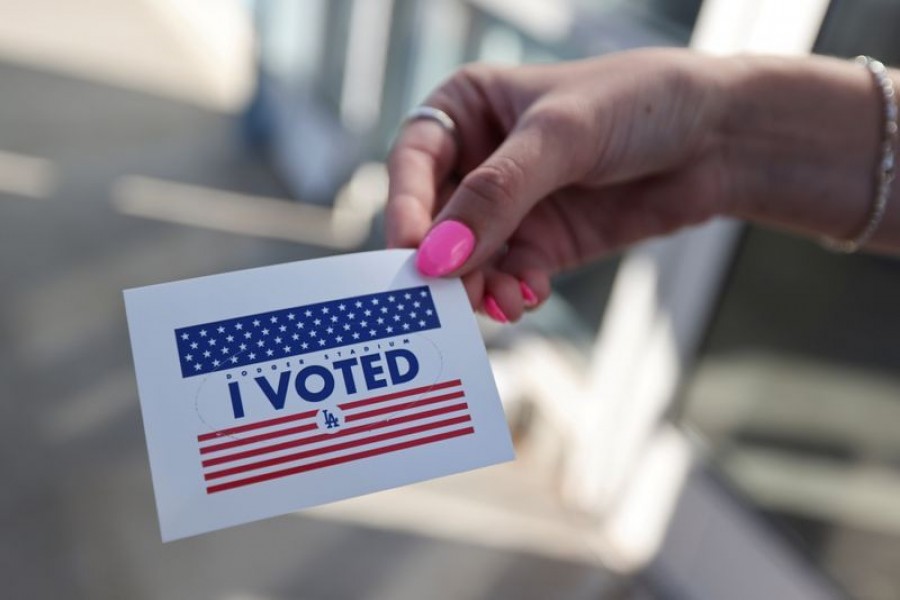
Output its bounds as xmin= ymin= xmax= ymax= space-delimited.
xmin=386 ymin=49 xmax=900 ymax=322
xmin=386 ymin=48 xmax=730 ymax=322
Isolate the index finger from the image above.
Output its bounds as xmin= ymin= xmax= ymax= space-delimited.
xmin=385 ymin=119 xmax=457 ymax=248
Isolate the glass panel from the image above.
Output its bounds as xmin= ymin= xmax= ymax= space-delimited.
xmin=681 ymin=3 xmax=900 ymax=598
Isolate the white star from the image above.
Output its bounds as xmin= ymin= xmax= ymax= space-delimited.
xmin=262 ymin=328 xmax=270 ymax=335
xmin=343 ymin=323 xmax=351 ymax=330
xmin=190 ymin=342 xmax=198 ymax=349
xmin=397 ymin=304 xmax=405 ymax=311
xmin=402 ymin=323 xmax=410 ymax=330
xmin=355 ymin=301 xmax=363 ymax=308
xmin=283 ymin=346 xmax=291 ymax=352
xmin=331 ymin=315 xmax=338 ymax=323
xmin=305 ymin=309 xmax=312 ymax=317
xmin=266 ymin=349 xmax=274 ymax=356
xmin=203 ymin=350 xmax=211 ymax=358
xmin=369 ymin=329 xmax=377 ymax=336
xmin=386 ymin=326 xmax=393 ymax=333
xmin=257 ymin=340 xmax=265 ymax=347
xmin=326 ymin=327 xmax=334 ymax=334
xmin=352 ymin=332 xmax=360 ymax=339
xmin=221 ymin=347 xmax=229 ymax=354
xmin=292 ymin=333 xmax=299 ymax=341
xmin=248 ymin=352 xmax=256 ymax=359
xmin=322 ymin=306 xmax=329 ymax=314
xmin=381 ymin=307 xmax=388 ymax=314
xmin=213 ymin=359 xmax=221 ymax=367
xmin=235 ymin=323 xmax=243 ymax=330
xmin=338 ymin=304 xmax=346 ymax=311
xmin=314 ymin=318 xmax=321 ymax=326
xmin=226 ymin=335 xmax=234 ymax=342
xmin=413 ymin=301 xmax=421 ymax=308
xmin=426 ymin=309 xmax=433 ymax=316
xmin=388 ymin=295 xmax=395 ymax=302
xmin=181 ymin=333 xmax=189 ymax=340
xmin=364 ymin=309 xmax=372 ymax=316
xmin=318 ymin=339 xmax=326 ymax=346
xmin=194 ymin=363 xmax=202 ymax=371
xmin=336 ymin=335 xmax=343 ymax=342
xmin=199 ymin=329 xmax=207 ymax=337
xmin=310 ymin=331 xmax=317 ymax=338
xmin=301 ymin=342 xmax=309 ymax=349
xmin=279 ymin=325 xmax=287 ymax=332
xmin=393 ymin=315 xmax=401 ymax=321
xmin=270 ymin=315 xmax=278 ymax=323
xmin=252 ymin=319 xmax=260 ymax=327
xmin=208 ymin=339 xmax=217 ymax=346
xmin=244 ymin=331 xmax=252 ymax=339
xmin=297 ymin=322 xmax=304 ymax=329
xmin=287 ymin=313 xmax=295 ymax=320
xmin=419 ymin=320 xmax=426 ymax=327
xmin=360 ymin=320 xmax=368 ymax=327
xmin=275 ymin=337 xmax=282 ymax=344
xmin=185 ymin=354 xmax=193 ymax=361
xmin=348 ymin=312 xmax=356 ymax=320
xmin=409 ymin=312 xmax=417 ymax=318
xmin=404 ymin=293 xmax=411 ymax=300
xmin=420 ymin=290 xmax=427 ymax=297
xmin=377 ymin=318 xmax=384 ymax=324
xmin=230 ymin=356 xmax=238 ymax=363
xmin=217 ymin=326 xmax=225 ymax=334
xmin=372 ymin=298 xmax=379 ymax=305
xmin=239 ymin=343 xmax=247 ymax=350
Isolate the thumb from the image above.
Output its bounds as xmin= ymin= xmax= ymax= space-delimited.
xmin=415 ymin=118 xmax=571 ymax=277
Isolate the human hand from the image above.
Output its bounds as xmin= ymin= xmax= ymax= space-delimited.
xmin=386 ymin=48 xmax=730 ymax=322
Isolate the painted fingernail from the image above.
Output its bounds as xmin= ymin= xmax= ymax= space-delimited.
xmin=483 ymin=295 xmax=508 ymax=323
xmin=519 ymin=281 xmax=539 ymax=307
xmin=415 ymin=220 xmax=475 ymax=277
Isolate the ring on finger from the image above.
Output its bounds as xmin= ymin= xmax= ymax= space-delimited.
xmin=403 ymin=106 xmax=459 ymax=144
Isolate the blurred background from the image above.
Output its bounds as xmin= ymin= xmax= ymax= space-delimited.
xmin=2 ymin=0 xmax=900 ymax=598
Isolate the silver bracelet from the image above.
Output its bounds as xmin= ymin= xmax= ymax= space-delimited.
xmin=823 ymin=55 xmax=897 ymax=253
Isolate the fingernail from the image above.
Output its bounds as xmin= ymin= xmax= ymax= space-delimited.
xmin=483 ymin=295 xmax=508 ymax=323
xmin=416 ymin=220 xmax=475 ymax=277
xmin=519 ymin=281 xmax=539 ymax=307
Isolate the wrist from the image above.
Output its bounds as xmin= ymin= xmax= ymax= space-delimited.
xmin=714 ymin=54 xmax=887 ymax=242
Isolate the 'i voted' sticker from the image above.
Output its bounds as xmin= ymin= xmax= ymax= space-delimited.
xmin=124 ymin=249 xmax=514 ymax=541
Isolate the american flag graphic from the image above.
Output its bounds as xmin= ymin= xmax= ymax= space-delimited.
xmin=198 ymin=379 xmax=472 ymax=494
xmin=175 ymin=286 xmax=440 ymax=378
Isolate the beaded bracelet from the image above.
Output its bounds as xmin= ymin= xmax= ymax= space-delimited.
xmin=823 ymin=55 xmax=897 ymax=253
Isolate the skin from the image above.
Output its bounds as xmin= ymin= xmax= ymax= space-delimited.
xmin=385 ymin=48 xmax=900 ymax=321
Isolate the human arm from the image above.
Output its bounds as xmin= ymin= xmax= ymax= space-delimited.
xmin=385 ymin=49 xmax=900 ymax=322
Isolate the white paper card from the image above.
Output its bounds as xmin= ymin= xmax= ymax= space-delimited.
xmin=124 ymin=250 xmax=515 ymax=541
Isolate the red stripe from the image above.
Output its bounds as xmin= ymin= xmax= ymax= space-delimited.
xmin=202 ymin=402 xmax=469 ymax=467
xmin=339 ymin=379 xmax=462 ymax=411
xmin=346 ymin=390 xmax=465 ymax=422
xmin=206 ymin=427 xmax=475 ymax=494
xmin=200 ymin=388 xmax=465 ymax=456
xmin=196 ymin=378 xmax=462 ymax=443
xmin=205 ymin=414 xmax=472 ymax=480
xmin=200 ymin=422 xmax=317 ymax=454
xmin=197 ymin=409 xmax=317 ymax=442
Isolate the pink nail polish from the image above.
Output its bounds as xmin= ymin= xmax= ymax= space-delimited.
xmin=483 ymin=295 xmax=508 ymax=323
xmin=519 ymin=281 xmax=539 ymax=307
xmin=416 ymin=220 xmax=475 ymax=277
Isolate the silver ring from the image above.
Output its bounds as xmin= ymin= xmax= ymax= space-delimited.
xmin=404 ymin=106 xmax=458 ymax=141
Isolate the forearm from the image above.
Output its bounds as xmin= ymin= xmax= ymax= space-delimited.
xmin=716 ymin=54 xmax=899 ymax=253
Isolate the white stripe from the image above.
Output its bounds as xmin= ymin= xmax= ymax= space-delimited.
xmin=202 ymin=404 xmax=470 ymax=469
xmin=203 ymin=408 xmax=472 ymax=487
